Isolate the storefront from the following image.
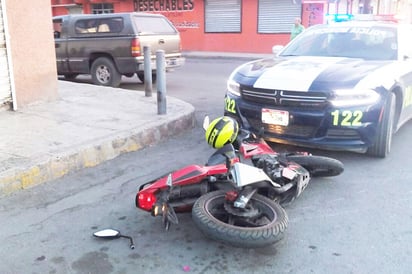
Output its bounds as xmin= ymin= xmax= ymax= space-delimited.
xmin=51 ymin=0 xmax=412 ymax=53
xmin=51 ymin=0 xmax=411 ymax=53
xmin=51 ymin=0 xmax=307 ymax=53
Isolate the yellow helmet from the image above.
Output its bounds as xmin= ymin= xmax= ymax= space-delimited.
xmin=205 ymin=116 xmax=239 ymax=148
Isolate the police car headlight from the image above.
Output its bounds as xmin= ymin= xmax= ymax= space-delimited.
xmin=227 ymin=79 xmax=240 ymax=96
xmin=330 ymin=89 xmax=380 ymax=107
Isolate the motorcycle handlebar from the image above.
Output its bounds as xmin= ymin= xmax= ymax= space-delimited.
xmin=235 ymin=127 xmax=264 ymax=147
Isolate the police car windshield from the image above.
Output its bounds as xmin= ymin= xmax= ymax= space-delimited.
xmin=280 ymin=25 xmax=398 ymax=61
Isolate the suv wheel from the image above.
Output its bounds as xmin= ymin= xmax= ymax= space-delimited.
xmin=91 ymin=57 xmax=121 ymax=87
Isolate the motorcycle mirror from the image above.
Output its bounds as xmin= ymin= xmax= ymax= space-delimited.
xmin=203 ymin=116 xmax=210 ymax=131
xmin=93 ymin=228 xmax=120 ymax=239
xmin=93 ymin=228 xmax=135 ymax=249
xmin=272 ymin=45 xmax=284 ymax=56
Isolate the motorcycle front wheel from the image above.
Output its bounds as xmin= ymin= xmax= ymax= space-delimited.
xmin=192 ymin=190 xmax=288 ymax=248
xmin=286 ymin=155 xmax=344 ymax=177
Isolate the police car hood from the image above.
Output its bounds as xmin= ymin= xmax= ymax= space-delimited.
xmin=237 ymin=56 xmax=392 ymax=91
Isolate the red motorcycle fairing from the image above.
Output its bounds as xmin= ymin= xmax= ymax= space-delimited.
xmin=239 ymin=139 xmax=275 ymax=159
xmin=136 ymin=163 xmax=233 ymax=211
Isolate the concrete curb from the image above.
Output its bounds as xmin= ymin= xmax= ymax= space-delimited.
xmin=0 ymin=82 xmax=196 ymax=196
xmin=0 ymin=111 xmax=195 ymax=195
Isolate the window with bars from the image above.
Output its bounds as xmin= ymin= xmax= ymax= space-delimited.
xmin=204 ymin=0 xmax=241 ymax=33
xmin=91 ymin=3 xmax=114 ymax=14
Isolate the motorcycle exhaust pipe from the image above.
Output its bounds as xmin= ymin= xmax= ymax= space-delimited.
xmin=168 ymin=183 xmax=209 ymax=200
xmin=272 ymin=182 xmax=294 ymax=194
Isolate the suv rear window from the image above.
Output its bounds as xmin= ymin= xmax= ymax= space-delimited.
xmin=132 ymin=16 xmax=177 ymax=35
xmin=75 ymin=18 xmax=124 ymax=34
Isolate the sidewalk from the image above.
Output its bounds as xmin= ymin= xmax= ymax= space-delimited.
xmin=183 ymin=51 xmax=273 ymax=60
xmin=0 ymin=81 xmax=195 ymax=196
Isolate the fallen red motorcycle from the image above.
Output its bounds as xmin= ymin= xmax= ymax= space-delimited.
xmin=136 ymin=116 xmax=344 ymax=248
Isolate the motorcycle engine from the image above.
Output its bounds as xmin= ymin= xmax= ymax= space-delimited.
xmin=251 ymin=155 xmax=287 ymax=184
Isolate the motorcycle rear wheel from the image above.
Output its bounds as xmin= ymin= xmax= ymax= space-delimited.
xmin=192 ymin=190 xmax=288 ymax=248
xmin=286 ymin=155 xmax=344 ymax=177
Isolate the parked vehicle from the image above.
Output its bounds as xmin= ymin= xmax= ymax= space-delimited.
xmin=224 ymin=21 xmax=412 ymax=158
xmin=136 ymin=116 xmax=343 ymax=248
xmin=52 ymin=12 xmax=184 ymax=87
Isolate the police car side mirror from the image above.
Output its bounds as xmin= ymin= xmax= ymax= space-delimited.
xmin=272 ymin=45 xmax=284 ymax=56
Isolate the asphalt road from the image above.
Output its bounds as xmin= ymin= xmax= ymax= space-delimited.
xmin=1 ymin=58 xmax=411 ymax=274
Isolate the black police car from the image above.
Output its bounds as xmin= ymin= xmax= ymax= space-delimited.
xmin=224 ymin=21 xmax=412 ymax=158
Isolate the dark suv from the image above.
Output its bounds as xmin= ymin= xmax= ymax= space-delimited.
xmin=53 ymin=12 xmax=184 ymax=87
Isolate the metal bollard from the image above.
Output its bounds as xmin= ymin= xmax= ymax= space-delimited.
xmin=143 ymin=46 xmax=152 ymax=97
xmin=156 ymin=50 xmax=166 ymax=115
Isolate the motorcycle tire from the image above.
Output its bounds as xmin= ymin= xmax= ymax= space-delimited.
xmin=191 ymin=190 xmax=288 ymax=248
xmin=286 ymin=155 xmax=344 ymax=177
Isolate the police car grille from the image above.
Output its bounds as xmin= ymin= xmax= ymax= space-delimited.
xmin=241 ymin=87 xmax=328 ymax=109
xmin=248 ymin=118 xmax=315 ymax=137
xmin=326 ymin=129 xmax=360 ymax=139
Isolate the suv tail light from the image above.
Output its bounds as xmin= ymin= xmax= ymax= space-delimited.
xmin=131 ymin=38 xmax=141 ymax=57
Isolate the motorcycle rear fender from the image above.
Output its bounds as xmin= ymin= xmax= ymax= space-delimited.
xmin=137 ymin=164 xmax=229 ymax=211
xmin=138 ymin=164 xmax=229 ymax=193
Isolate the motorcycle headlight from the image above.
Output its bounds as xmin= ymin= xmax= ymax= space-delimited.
xmin=227 ymin=79 xmax=240 ymax=96
xmin=330 ymin=89 xmax=380 ymax=107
